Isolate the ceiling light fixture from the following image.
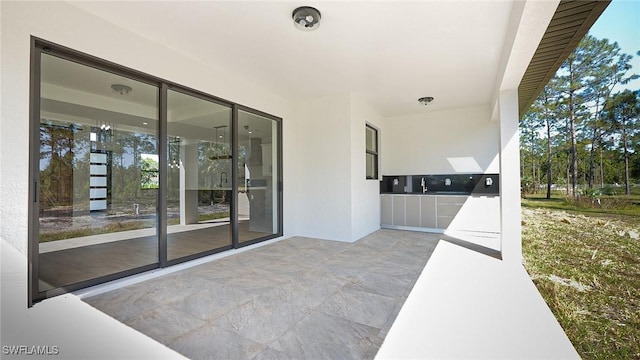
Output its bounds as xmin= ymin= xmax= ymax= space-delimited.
xmin=111 ymin=84 xmax=132 ymax=95
xmin=292 ymin=6 xmax=321 ymax=31
xmin=215 ymin=125 xmax=227 ymax=141
xmin=418 ymin=97 xmax=434 ymax=106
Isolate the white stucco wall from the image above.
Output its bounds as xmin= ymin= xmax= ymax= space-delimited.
xmin=350 ymin=94 xmax=384 ymax=240
xmin=292 ymin=93 xmax=353 ymax=241
xmin=383 ymin=105 xmax=499 ymax=175
xmin=291 ymin=92 xmax=383 ymax=242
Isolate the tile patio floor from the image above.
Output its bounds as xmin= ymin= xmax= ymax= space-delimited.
xmin=83 ymin=229 xmax=444 ymax=359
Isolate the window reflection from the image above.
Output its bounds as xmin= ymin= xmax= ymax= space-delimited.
xmin=237 ymin=110 xmax=279 ymax=244
xmin=166 ymin=90 xmax=233 ymax=260
xmin=38 ymin=54 xmax=159 ymax=291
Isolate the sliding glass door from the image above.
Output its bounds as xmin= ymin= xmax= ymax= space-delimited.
xmin=30 ymin=39 xmax=282 ymax=305
xmin=36 ymin=52 xmax=160 ymax=293
xmin=166 ymin=89 xmax=233 ymax=261
xmin=237 ymin=109 xmax=281 ymax=245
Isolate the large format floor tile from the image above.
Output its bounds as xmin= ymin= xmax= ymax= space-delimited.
xmin=84 ymin=229 xmax=442 ymax=359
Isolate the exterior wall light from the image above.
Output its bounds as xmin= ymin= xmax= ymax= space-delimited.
xmin=292 ymin=6 xmax=321 ymax=31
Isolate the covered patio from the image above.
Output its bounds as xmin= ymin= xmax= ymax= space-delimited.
xmin=1 ymin=0 xmax=607 ymax=358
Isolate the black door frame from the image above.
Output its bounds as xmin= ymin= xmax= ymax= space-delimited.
xmin=28 ymin=37 xmax=283 ymax=306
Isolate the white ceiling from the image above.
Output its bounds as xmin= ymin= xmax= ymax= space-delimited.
xmin=70 ymin=1 xmax=515 ymax=117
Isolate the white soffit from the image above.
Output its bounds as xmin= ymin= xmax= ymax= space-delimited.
xmin=70 ymin=1 xmax=520 ymax=117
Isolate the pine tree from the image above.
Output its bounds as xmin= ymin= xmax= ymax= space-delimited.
xmin=604 ymin=90 xmax=640 ymax=195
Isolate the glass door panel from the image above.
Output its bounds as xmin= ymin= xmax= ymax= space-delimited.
xmin=237 ymin=110 xmax=280 ymax=245
xmin=38 ymin=53 xmax=159 ymax=292
xmin=167 ymin=89 xmax=233 ymax=260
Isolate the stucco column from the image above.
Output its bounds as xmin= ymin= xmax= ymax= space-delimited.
xmin=498 ymin=89 xmax=522 ymax=264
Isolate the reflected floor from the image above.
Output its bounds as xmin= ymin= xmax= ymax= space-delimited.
xmin=84 ymin=230 xmax=442 ymax=360
xmin=39 ymin=220 xmax=270 ymax=291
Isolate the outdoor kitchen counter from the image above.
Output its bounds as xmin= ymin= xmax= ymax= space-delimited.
xmin=380 ymin=193 xmax=500 ymax=233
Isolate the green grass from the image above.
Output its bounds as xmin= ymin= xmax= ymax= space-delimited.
xmin=522 ymin=200 xmax=640 ymax=359
xmin=522 ymin=191 xmax=640 ymax=217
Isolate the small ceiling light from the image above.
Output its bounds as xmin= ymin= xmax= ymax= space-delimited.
xmin=111 ymin=84 xmax=132 ymax=95
xmin=418 ymin=97 xmax=434 ymax=106
xmin=293 ymin=6 xmax=321 ymax=31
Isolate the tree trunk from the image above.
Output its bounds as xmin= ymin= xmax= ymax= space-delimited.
xmin=569 ymin=66 xmax=578 ymax=198
xmin=570 ymin=122 xmax=578 ymax=197
xmin=588 ymin=127 xmax=597 ymax=189
xmin=599 ymin=144 xmax=604 ymax=188
xmin=622 ymin=120 xmax=630 ymax=195
xmin=546 ymin=121 xmax=552 ymax=199
xmin=566 ymin=151 xmax=571 ymax=196
xmin=531 ymin=131 xmax=536 ymax=194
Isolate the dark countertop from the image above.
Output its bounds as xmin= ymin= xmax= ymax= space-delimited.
xmin=380 ymin=191 xmax=498 ymax=196
xmin=381 ymin=191 xmax=469 ymax=195
xmin=380 ymin=174 xmax=500 ymax=195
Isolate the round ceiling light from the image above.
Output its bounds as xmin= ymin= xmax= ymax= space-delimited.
xmin=292 ymin=6 xmax=321 ymax=31
xmin=418 ymin=97 xmax=434 ymax=106
xmin=111 ymin=84 xmax=132 ymax=95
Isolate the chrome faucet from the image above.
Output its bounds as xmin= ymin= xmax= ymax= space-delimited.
xmin=421 ymin=177 xmax=428 ymax=193
xmin=220 ymin=172 xmax=228 ymax=187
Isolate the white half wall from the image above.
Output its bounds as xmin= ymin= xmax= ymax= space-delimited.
xmin=383 ymin=105 xmax=499 ymax=175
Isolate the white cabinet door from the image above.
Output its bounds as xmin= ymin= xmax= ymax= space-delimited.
xmin=405 ymin=196 xmax=421 ymax=227
xmin=392 ymin=196 xmax=406 ymax=226
xmin=381 ymin=195 xmax=393 ymax=226
xmin=436 ymin=195 xmax=467 ymax=229
xmin=420 ymin=196 xmax=437 ymax=228
xmin=445 ymin=195 xmax=500 ymax=233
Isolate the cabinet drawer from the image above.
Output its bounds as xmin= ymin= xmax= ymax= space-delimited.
xmin=437 ymin=215 xmax=456 ymax=229
xmin=437 ymin=203 xmax=464 ymax=217
xmin=436 ymin=195 xmax=467 ymax=205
